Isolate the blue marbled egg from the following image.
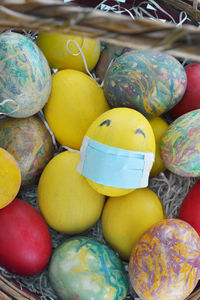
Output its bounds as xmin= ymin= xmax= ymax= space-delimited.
xmin=0 ymin=32 xmax=51 ymax=117
xmin=104 ymin=50 xmax=187 ymax=118
xmin=48 ymin=237 xmax=128 ymax=300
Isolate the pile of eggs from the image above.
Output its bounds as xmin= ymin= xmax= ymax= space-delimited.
xmin=0 ymin=29 xmax=200 ymax=300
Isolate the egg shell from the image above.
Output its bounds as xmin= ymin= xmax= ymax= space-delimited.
xmin=48 ymin=237 xmax=128 ymax=300
xmin=44 ymin=69 xmax=109 ymax=150
xmin=95 ymin=44 xmax=131 ymax=81
xmin=129 ymin=219 xmax=200 ymax=300
xmin=104 ymin=50 xmax=187 ymax=118
xmin=0 ymin=32 xmax=51 ymax=118
xmin=0 ymin=147 xmax=21 ymax=209
xmin=0 ymin=116 xmax=54 ymax=186
xmin=38 ymin=151 xmax=105 ymax=234
xmin=149 ymin=117 xmax=169 ymax=176
xmin=84 ymin=107 xmax=155 ymax=197
xmin=102 ymin=188 xmax=165 ymax=261
xmin=179 ymin=180 xmax=200 ymax=236
xmin=160 ymin=109 xmax=200 ymax=177
xmin=170 ymin=63 xmax=200 ymax=119
xmin=37 ymin=33 xmax=101 ymax=72
xmin=0 ymin=198 xmax=52 ymax=276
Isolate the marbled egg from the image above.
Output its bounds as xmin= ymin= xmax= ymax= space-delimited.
xmin=49 ymin=237 xmax=128 ymax=300
xmin=0 ymin=116 xmax=54 ymax=185
xmin=95 ymin=44 xmax=130 ymax=81
xmin=0 ymin=32 xmax=51 ymax=117
xmin=104 ymin=50 xmax=186 ymax=118
xmin=129 ymin=219 xmax=200 ymax=300
xmin=160 ymin=109 xmax=200 ymax=177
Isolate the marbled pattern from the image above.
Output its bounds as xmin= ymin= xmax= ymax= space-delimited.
xmin=104 ymin=50 xmax=186 ymax=118
xmin=0 ymin=116 xmax=54 ymax=185
xmin=49 ymin=237 xmax=128 ymax=300
xmin=0 ymin=32 xmax=51 ymax=117
xmin=129 ymin=219 xmax=200 ymax=300
xmin=160 ymin=109 xmax=200 ymax=177
xmin=95 ymin=44 xmax=130 ymax=81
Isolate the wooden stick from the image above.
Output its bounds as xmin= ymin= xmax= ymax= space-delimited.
xmin=0 ymin=274 xmax=37 ymax=300
xmin=186 ymin=287 xmax=200 ymax=300
xmin=160 ymin=0 xmax=200 ymax=21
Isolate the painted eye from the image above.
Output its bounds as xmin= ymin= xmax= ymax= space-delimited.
xmin=99 ymin=119 xmax=111 ymax=127
xmin=134 ymin=128 xmax=146 ymax=138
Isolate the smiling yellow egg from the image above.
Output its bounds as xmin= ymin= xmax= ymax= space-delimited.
xmin=78 ymin=108 xmax=156 ymax=197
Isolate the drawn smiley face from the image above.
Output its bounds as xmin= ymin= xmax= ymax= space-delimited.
xmin=86 ymin=107 xmax=155 ymax=153
xmin=82 ymin=107 xmax=156 ymax=197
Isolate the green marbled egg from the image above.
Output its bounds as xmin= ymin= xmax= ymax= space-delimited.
xmin=0 ymin=32 xmax=51 ymax=117
xmin=48 ymin=237 xmax=128 ymax=300
xmin=104 ymin=50 xmax=187 ymax=118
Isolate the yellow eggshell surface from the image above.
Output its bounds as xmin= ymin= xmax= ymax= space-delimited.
xmin=44 ymin=69 xmax=109 ymax=150
xmin=129 ymin=219 xmax=200 ymax=300
xmin=37 ymin=33 xmax=101 ymax=72
xmin=38 ymin=151 xmax=105 ymax=234
xmin=149 ymin=117 xmax=169 ymax=176
xmin=101 ymin=188 xmax=165 ymax=260
xmin=85 ymin=108 xmax=156 ymax=196
xmin=0 ymin=148 xmax=21 ymax=209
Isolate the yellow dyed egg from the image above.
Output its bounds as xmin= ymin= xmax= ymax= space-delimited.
xmin=149 ymin=117 xmax=169 ymax=176
xmin=102 ymin=188 xmax=165 ymax=260
xmin=0 ymin=148 xmax=21 ymax=209
xmin=84 ymin=108 xmax=155 ymax=197
xmin=38 ymin=151 xmax=105 ymax=234
xmin=37 ymin=33 xmax=101 ymax=72
xmin=44 ymin=69 xmax=109 ymax=150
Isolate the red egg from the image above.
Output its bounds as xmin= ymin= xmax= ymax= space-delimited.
xmin=0 ymin=198 xmax=52 ymax=276
xmin=178 ymin=181 xmax=200 ymax=236
xmin=170 ymin=63 xmax=200 ymax=119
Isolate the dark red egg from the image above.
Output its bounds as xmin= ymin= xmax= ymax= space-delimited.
xmin=178 ymin=181 xmax=200 ymax=236
xmin=0 ymin=198 xmax=52 ymax=276
xmin=170 ymin=63 xmax=200 ymax=119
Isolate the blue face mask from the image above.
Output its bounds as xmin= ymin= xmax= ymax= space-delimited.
xmin=77 ymin=136 xmax=155 ymax=189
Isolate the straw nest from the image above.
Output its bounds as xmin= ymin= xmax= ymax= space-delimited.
xmin=0 ymin=1 xmax=200 ymax=300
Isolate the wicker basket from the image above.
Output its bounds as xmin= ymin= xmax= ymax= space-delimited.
xmin=1 ymin=1 xmax=200 ymax=299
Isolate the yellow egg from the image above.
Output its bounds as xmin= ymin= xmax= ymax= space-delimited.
xmin=44 ymin=69 xmax=109 ymax=150
xmin=37 ymin=33 xmax=101 ymax=72
xmin=38 ymin=151 xmax=105 ymax=234
xmin=149 ymin=117 xmax=169 ymax=176
xmin=0 ymin=148 xmax=21 ymax=209
xmin=85 ymin=108 xmax=155 ymax=197
xmin=101 ymin=188 xmax=165 ymax=261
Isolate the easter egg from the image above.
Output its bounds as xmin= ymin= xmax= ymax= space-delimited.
xmin=79 ymin=107 xmax=155 ymax=197
xmin=0 ymin=148 xmax=21 ymax=209
xmin=44 ymin=69 xmax=109 ymax=150
xmin=0 ymin=198 xmax=52 ymax=276
xmin=160 ymin=109 xmax=200 ymax=177
xmin=104 ymin=50 xmax=187 ymax=118
xmin=0 ymin=32 xmax=51 ymax=118
xmin=48 ymin=237 xmax=128 ymax=300
xmin=170 ymin=63 xmax=200 ymax=119
xmin=179 ymin=180 xmax=200 ymax=236
xmin=95 ymin=44 xmax=130 ymax=81
xmin=102 ymin=188 xmax=165 ymax=260
xmin=37 ymin=32 xmax=101 ymax=72
xmin=0 ymin=116 xmax=54 ymax=186
xmin=38 ymin=151 xmax=105 ymax=233
xmin=149 ymin=117 xmax=169 ymax=176
xmin=129 ymin=219 xmax=200 ymax=300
